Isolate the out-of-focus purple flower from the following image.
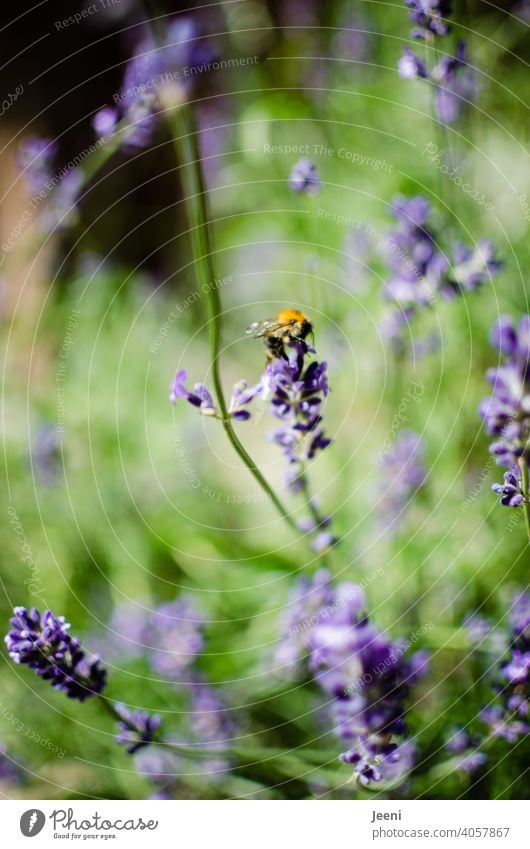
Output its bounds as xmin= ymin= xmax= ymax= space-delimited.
xmin=481 ymin=706 xmax=528 ymax=742
xmin=377 ymin=430 xmax=427 ymax=532
xmin=115 ymin=703 xmax=162 ymax=754
xmin=277 ymin=575 xmax=427 ymax=787
xmin=446 ymin=241 xmax=501 ymax=294
xmin=398 ymin=48 xmax=428 ymax=79
xmin=170 ymin=370 xmax=260 ymax=420
xmin=432 ymin=42 xmax=478 ymax=124
xmin=309 ymin=592 xmax=427 ymax=786
xmin=30 ymin=425 xmax=60 ymax=483
xmin=145 ymin=598 xmax=205 ymax=680
xmin=4 ymin=607 xmax=106 ymax=701
xmin=492 ymin=466 xmax=524 ymax=508
xmin=478 ymin=592 xmax=530 ymax=742
xmin=445 ymin=727 xmax=488 ymax=775
xmin=510 ymin=593 xmax=530 ymax=644
xmin=92 ymin=107 xmax=118 ymax=140
xmin=289 ymin=158 xmax=321 ymax=195
xmin=275 ymin=569 xmax=337 ymax=674
xmin=188 ymin=679 xmax=236 ymax=776
xmin=464 ymin=614 xmax=493 ymax=645
xmin=444 ymin=727 xmax=486 ymax=774
xmin=381 ymin=195 xmax=500 ymax=346
xmin=17 ymin=137 xmax=57 ymax=197
xmin=479 ymin=315 xmax=530 ymax=481
xmin=115 ymin=18 xmax=216 ymax=149
xmin=405 ymin=0 xmax=452 ymax=41
xmin=383 ymin=195 xmax=442 ymax=312
xmin=0 ymin=743 xmax=22 ymax=783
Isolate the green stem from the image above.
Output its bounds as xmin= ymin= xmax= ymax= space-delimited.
xmin=517 ymin=457 xmax=530 ymax=544
xmin=168 ymin=105 xmax=299 ymax=533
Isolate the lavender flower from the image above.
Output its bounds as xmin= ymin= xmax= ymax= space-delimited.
xmin=277 ymin=576 xmax=427 ymax=786
xmin=381 ymin=195 xmax=501 ymax=345
xmin=170 ymin=370 xmax=261 ymax=420
xmin=398 ymin=48 xmax=428 ymax=80
xmin=447 ymin=240 xmax=501 ymax=293
xmin=262 ymin=342 xmax=331 ymax=476
xmin=404 ymin=0 xmax=452 ymax=41
xmin=115 ymin=704 xmax=162 ymax=754
xmin=480 ymin=316 xmax=530 ymax=499
xmin=480 ymin=593 xmax=530 ymax=742
xmin=444 ymin=728 xmax=487 ymax=775
xmin=17 ymin=137 xmax=56 ymax=197
xmin=0 ymin=743 xmax=22 ymax=783
xmin=4 ymin=607 xmax=106 ymax=701
xmin=432 ymin=42 xmax=478 ymax=124
xmin=492 ymin=466 xmax=524 ymax=508
xmin=309 ymin=589 xmax=428 ymax=786
xmin=275 ymin=569 xmax=336 ymax=674
xmin=261 ymin=340 xmax=335 ymax=548
xmin=377 ymin=430 xmax=426 ymax=531
xmin=383 ymin=195 xmax=444 ymax=313
xmin=289 ymin=159 xmax=321 ymax=195
xmin=30 ymin=424 xmax=60 ymax=483
xmin=144 ymin=598 xmax=205 ymax=680
xmin=113 ymin=18 xmax=216 ymax=149
xmin=92 ymin=107 xmax=118 ymax=140
xmin=188 ymin=679 xmax=236 ymax=776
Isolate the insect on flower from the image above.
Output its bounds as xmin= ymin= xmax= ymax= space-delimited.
xmin=246 ymin=309 xmax=313 ymax=361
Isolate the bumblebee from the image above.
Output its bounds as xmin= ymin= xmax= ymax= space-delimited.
xmin=246 ymin=309 xmax=313 ymax=360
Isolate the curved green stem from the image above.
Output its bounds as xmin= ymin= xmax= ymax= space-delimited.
xmin=169 ymin=105 xmax=299 ymax=533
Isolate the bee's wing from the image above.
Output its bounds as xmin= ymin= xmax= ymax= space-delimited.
xmin=246 ymin=318 xmax=295 ymax=338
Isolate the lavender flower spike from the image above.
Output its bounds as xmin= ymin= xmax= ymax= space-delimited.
xmin=480 ymin=315 xmax=530 ymax=519
xmin=5 ymin=607 xmax=106 ymax=701
xmin=405 ymin=1 xmax=452 ymax=41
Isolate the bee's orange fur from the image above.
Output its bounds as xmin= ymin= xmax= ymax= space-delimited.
xmin=276 ymin=309 xmax=308 ymax=324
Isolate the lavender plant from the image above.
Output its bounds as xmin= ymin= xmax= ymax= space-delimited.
xmin=398 ymin=2 xmax=476 ymax=125
xmin=380 ymin=194 xmax=501 ymax=346
xmin=276 ymin=571 xmax=428 ymax=787
xmin=480 ymin=315 xmax=530 ymax=540
xmin=377 ymin=430 xmax=427 ymax=533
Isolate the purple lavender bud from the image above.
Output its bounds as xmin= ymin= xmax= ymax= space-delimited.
xmin=115 ymin=703 xmax=162 ymax=754
xmin=228 ymin=379 xmax=262 ymax=420
xmin=92 ymin=107 xmax=118 ymax=139
xmin=289 ymin=158 xmax=321 ymax=195
xmin=491 ymin=466 xmax=525 ymax=508
xmin=4 ymin=607 xmax=106 ymax=701
xmin=398 ymin=49 xmax=429 ymax=79
xmin=311 ymin=531 xmax=338 ymax=553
